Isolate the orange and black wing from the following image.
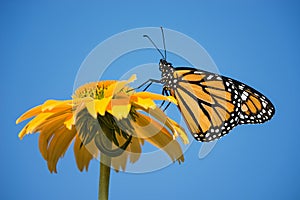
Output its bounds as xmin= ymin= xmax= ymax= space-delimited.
xmin=171 ymin=67 xmax=241 ymax=142
xmin=170 ymin=67 xmax=274 ymax=142
xmin=230 ymin=78 xmax=275 ymax=124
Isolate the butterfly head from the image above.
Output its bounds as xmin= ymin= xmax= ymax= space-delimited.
xmin=159 ymin=59 xmax=173 ymax=72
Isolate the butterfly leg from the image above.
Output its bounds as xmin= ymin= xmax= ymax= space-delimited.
xmin=143 ymin=82 xmax=153 ymax=91
xmin=160 ymin=89 xmax=171 ymax=111
xmin=127 ymin=79 xmax=161 ymax=92
xmin=163 ymin=102 xmax=171 ymax=111
xmin=160 ymin=89 xmax=168 ymax=108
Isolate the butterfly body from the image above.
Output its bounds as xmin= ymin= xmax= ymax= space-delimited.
xmin=158 ymin=59 xmax=275 ymax=142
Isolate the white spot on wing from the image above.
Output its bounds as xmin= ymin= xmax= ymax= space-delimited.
xmin=241 ymin=93 xmax=247 ymax=101
xmin=207 ymin=75 xmax=213 ymax=80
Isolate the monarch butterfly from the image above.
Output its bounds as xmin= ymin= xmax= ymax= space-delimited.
xmin=141 ymin=28 xmax=275 ymax=142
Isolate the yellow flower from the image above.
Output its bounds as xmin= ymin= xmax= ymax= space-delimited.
xmin=16 ymin=75 xmax=189 ymax=173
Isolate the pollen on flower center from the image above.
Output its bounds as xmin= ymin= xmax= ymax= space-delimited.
xmin=73 ymin=81 xmax=117 ymax=99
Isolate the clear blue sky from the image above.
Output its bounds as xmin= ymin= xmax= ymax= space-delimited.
xmin=1 ymin=1 xmax=300 ymax=199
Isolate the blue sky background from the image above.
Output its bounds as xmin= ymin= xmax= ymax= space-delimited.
xmin=1 ymin=1 xmax=300 ymax=199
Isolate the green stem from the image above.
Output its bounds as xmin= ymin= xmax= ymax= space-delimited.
xmin=98 ymin=153 xmax=111 ymax=200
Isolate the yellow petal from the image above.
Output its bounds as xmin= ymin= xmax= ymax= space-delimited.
xmin=42 ymin=99 xmax=73 ymax=112
xmin=33 ymin=112 xmax=72 ymax=133
xmin=16 ymin=99 xmax=73 ymax=125
xmin=133 ymin=97 xmax=156 ymax=109
xmin=110 ymin=133 xmax=130 ymax=171
xmin=133 ymin=113 xmax=184 ymax=163
xmin=27 ymin=113 xmax=53 ymax=133
xmin=131 ymin=92 xmax=177 ymax=105
xmin=145 ymin=107 xmax=189 ymax=145
xmin=127 ymin=74 xmax=137 ymax=83
xmin=85 ymin=101 xmax=97 ymax=118
xmin=105 ymin=74 xmax=137 ymax=97
xmin=74 ymin=136 xmax=93 ymax=171
xmin=104 ymin=82 xmax=118 ymax=98
xmin=167 ymin=118 xmax=189 ymax=145
xmin=64 ymin=114 xmax=75 ymax=130
xmin=85 ymin=98 xmax=113 ymax=118
xmin=111 ymin=104 xmax=131 ymax=120
xmin=111 ymin=153 xmax=129 ymax=172
xmin=128 ymin=137 xmax=142 ymax=163
xmin=110 ymin=81 xmax=127 ymax=96
xmin=38 ymin=120 xmax=64 ymax=160
xmin=16 ymin=105 xmax=42 ymax=124
xmin=47 ymin=127 xmax=76 ymax=173
xmin=95 ymin=98 xmax=111 ymax=116
xmin=18 ymin=113 xmax=53 ymax=139
xmin=18 ymin=125 xmax=29 ymax=140
xmin=42 ymin=100 xmax=61 ymax=111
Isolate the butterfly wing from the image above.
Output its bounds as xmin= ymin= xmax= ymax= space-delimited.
xmin=170 ymin=67 xmax=241 ymax=142
xmin=170 ymin=67 xmax=274 ymax=142
xmin=229 ymin=78 xmax=275 ymax=124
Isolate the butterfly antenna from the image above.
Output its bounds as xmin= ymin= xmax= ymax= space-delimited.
xmin=143 ymin=34 xmax=165 ymax=59
xmin=160 ymin=27 xmax=167 ymax=59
